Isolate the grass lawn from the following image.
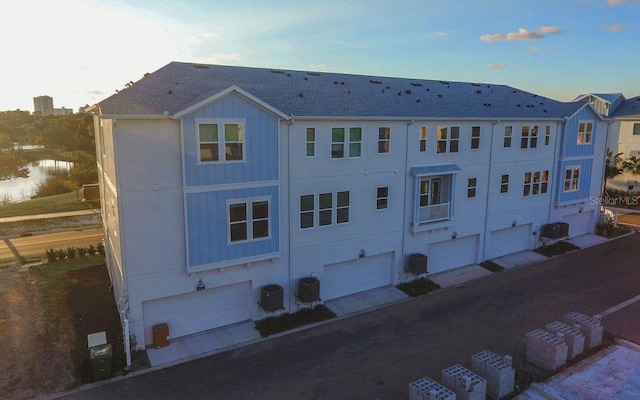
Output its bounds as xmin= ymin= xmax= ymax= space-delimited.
xmin=0 ymin=192 xmax=100 ymax=218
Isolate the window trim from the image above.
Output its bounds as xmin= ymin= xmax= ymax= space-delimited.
xmin=523 ymin=170 xmax=549 ymax=197
xmin=305 ymin=127 xmax=316 ymax=157
xmin=437 ymin=126 xmax=460 ymax=153
xmin=348 ymin=127 xmax=362 ymax=158
xmin=376 ymin=186 xmax=389 ymax=210
xmin=467 ymin=177 xmax=477 ymax=198
xmin=563 ymin=166 xmax=580 ymax=192
xmin=520 ymin=125 xmax=538 ymax=149
xmin=577 ymin=121 xmax=593 ymax=145
xmin=504 ymin=126 xmax=512 ymax=148
xmin=633 ymin=123 xmax=640 ymax=136
xmin=196 ymin=118 xmax=246 ymax=164
xmin=419 ymin=126 xmax=427 ymax=152
xmin=226 ymin=196 xmax=271 ymax=245
xmin=544 ymin=125 xmax=551 ymax=146
xmin=299 ymin=191 xmax=350 ymax=229
xmin=500 ymin=174 xmax=509 ymax=194
xmin=470 ymin=126 xmax=481 ymax=150
xmin=378 ymin=127 xmax=391 ymax=154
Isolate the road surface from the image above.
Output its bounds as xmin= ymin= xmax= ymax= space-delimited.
xmin=0 ymin=228 xmax=104 ymax=262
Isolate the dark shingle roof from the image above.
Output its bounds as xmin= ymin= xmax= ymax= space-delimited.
xmin=97 ymin=62 xmax=583 ymax=119
xmin=611 ymin=96 xmax=640 ymax=118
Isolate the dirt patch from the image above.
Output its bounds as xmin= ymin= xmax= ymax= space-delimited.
xmin=0 ymin=261 xmax=125 ymax=400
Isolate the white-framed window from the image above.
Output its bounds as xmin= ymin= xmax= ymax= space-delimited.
xmin=419 ymin=126 xmax=427 ymax=152
xmin=633 ymin=123 xmax=640 ymax=136
xmin=500 ymin=174 xmax=509 ymax=193
xmin=378 ymin=127 xmax=390 ymax=153
xmin=471 ymin=126 xmax=481 ymax=149
xmin=198 ymin=119 xmax=245 ymax=163
xmin=523 ymin=170 xmax=549 ymax=197
xmin=349 ymin=127 xmax=362 ymax=157
xmin=467 ymin=177 xmax=477 ymax=198
xmin=520 ymin=126 xmax=538 ymax=149
xmin=227 ymin=197 xmax=270 ymax=243
xmin=299 ymin=191 xmax=350 ymax=229
xmin=544 ymin=125 xmax=551 ymax=146
xmin=437 ymin=126 xmax=460 ymax=153
xmin=376 ymin=186 xmax=389 ymax=209
xmin=577 ymin=121 xmax=593 ymax=144
xmin=564 ymin=167 xmax=580 ymax=192
xmin=306 ymin=127 xmax=315 ymax=157
xmin=331 ymin=128 xmax=345 ymax=159
xmin=504 ymin=126 xmax=512 ymax=148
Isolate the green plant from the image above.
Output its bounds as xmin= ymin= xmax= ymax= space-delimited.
xmin=56 ymin=248 xmax=66 ymax=260
xmin=87 ymin=244 xmax=96 ymax=256
xmin=396 ymin=277 xmax=441 ymax=297
xmin=66 ymin=247 xmax=77 ymax=259
xmin=254 ymin=305 xmax=336 ymax=337
xmin=96 ymin=242 xmax=105 ymax=256
xmin=32 ymin=175 xmax=75 ymax=199
xmin=479 ymin=260 xmax=504 ymax=273
xmin=77 ymin=247 xmax=87 ymax=257
xmin=45 ymin=248 xmax=57 ymax=262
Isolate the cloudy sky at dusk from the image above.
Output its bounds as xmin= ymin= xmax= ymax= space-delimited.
xmin=2 ymin=0 xmax=639 ymax=112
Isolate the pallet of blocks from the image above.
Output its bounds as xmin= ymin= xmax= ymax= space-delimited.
xmin=441 ymin=364 xmax=486 ymax=400
xmin=525 ymin=328 xmax=568 ymax=371
xmin=470 ymin=350 xmax=515 ymax=400
xmin=562 ymin=311 xmax=603 ymax=350
xmin=546 ymin=321 xmax=585 ymax=359
xmin=408 ymin=376 xmax=456 ymax=400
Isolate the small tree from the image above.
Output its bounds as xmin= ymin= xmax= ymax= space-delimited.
xmin=605 ymin=149 xmax=624 ymax=192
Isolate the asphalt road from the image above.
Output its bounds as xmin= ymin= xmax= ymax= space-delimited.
xmin=60 ymin=233 xmax=640 ymax=400
xmin=0 ymin=228 xmax=104 ymax=261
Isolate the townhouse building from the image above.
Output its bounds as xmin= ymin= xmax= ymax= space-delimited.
xmin=92 ymin=62 xmax=606 ymax=356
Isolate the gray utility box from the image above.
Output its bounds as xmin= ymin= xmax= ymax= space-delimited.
xmin=90 ymin=343 xmax=112 ymax=381
xmin=442 ymin=364 xmax=487 ymax=400
xmin=525 ymin=329 xmax=568 ymax=371
xmin=471 ymin=350 xmax=515 ymax=400
xmin=409 ymin=376 xmax=455 ymax=400
xmin=546 ymin=321 xmax=585 ymax=360
xmin=563 ymin=311 xmax=603 ymax=350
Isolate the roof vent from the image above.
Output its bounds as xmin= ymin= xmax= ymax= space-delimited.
xmin=193 ymin=64 xmax=210 ymax=69
xmin=304 ymin=77 xmax=308 ymax=81
xmin=439 ymin=81 xmax=449 ymax=85
xmin=397 ymin=91 xmax=402 ymax=96
xmin=438 ymin=94 xmax=442 ymax=97
xmin=271 ymin=70 xmax=285 ymax=74
xmin=471 ymin=83 xmax=481 ymax=87
xmin=298 ymin=93 xmax=304 ymax=98
xmin=405 ymin=89 xmax=412 ymax=95
xmin=411 ymin=82 xmax=423 ymax=87
xmin=369 ymin=79 xmax=382 ymax=84
xmin=334 ymin=81 xmax=338 ymax=84
xmin=476 ymin=90 xmax=482 ymax=94
xmin=307 ymin=72 xmax=320 ymax=76
xmin=416 ymin=99 xmax=421 ymax=103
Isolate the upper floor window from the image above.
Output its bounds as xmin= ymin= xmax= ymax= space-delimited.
xmin=523 ymin=170 xmax=548 ymax=197
xmin=467 ymin=178 xmax=477 ymax=198
xmin=437 ymin=126 xmax=459 ymax=153
xmin=378 ymin=127 xmax=390 ymax=153
xmin=419 ymin=126 xmax=427 ymax=152
xmin=564 ymin=167 xmax=580 ymax=192
xmin=198 ymin=120 xmax=245 ymax=163
xmin=228 ymin=198 xmax=270 ymax=243
xmin=299 ymin=191 xmax=350 ymax=229
xmin=332 ymin=127 xmax=362 ymax=158
xmin=520 ymin=126 xmax=538 ymax=149
xmin=376 ymin=186 xmax=389 ymax=209
xmin=544 ymin=125 xmax=551 ymax=146
xmin=349 ymin=127 xmax=362 ymax=157
xmin=471 ymin=126 xmax=481 ymax=149
xmin=577 ymin=121 xmax=593 ymax=144
xmin=331 ymin=128 xmax=345 ymax=158
xmin=504 ymin=126 xmax=512 ymax=148
xmin=633 ymin=123 xmax=640 ymax=135
xmin=500 ymin=174 xmax=509 ymax=193
xmin=306 ymin=128 xmax=315 ymax=157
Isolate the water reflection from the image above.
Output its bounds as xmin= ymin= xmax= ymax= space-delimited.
xmin=0 ymin=159 xmax=74 ymax=202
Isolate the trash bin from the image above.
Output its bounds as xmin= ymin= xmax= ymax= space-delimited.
xmin=90 ymin=343 xmax=112 ymax=381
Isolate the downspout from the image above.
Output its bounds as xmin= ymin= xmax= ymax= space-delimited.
xmin=481 ymin=120 xmax=500 ymax=262
xmin=400 ymin=119 xmax=414 ymax=283
xmin=287 ymin=115 xmax=294 ymax=312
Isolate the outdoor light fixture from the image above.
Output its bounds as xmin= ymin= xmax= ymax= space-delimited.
xmin=359 ymin=249 xmax=366 ymax=258
xmin=452 ymin=231 xmax=458 ymax=239
xmin=196 ymin=279 xmax=205 ymax=291
xmin=512 ymin=219 xmax=517 ymax=227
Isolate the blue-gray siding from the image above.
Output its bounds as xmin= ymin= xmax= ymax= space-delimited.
xmin=561 ymin=108 xmax=598 ymax=158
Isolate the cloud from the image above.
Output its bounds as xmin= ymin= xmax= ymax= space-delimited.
xmin=308 ymin=63 xmax=327 ymax=70
xmin=603 ymin=24 xmax=628 ymax=32
xmin=607 ymin=0 xmax=638 ymax=5
xmin=480 ymin=26 xmax=562 ymax=42
xmin=436 ymin=32 xmax=447 ymax=38
xmin=529 ymin=46 xmax=539 ymax=53
xmin=484 ymin=63 xmax=507 ymax=70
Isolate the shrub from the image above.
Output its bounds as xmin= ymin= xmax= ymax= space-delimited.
xmin=31 ymin=175 xmax=75 ymax=198
xmin=479 ymin=260 xmax=504 ymax=273
xmin=77 ymin=247 xmax=87 ymax=257
xmin=96 ymin=242 xmax=105 ymax=256
xmin=55 ymin=248 xmax=66 ymax=260
xmin=66 ymin=247 xmax=77 ymax=259
xmin=87 ymin=244 xmax=96 ymax=255
xmin=254 ymin=305 xmax=336 ymax=337
xmin=396 ymin=277 xmax=441 ymax=297
xmin=45 ymin=248 xmax=57 ymax=262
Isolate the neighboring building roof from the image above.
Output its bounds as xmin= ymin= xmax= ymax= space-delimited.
xmin=611 ymin=96 xmax=640 ymax=118
xmin=573 ymin=93 xmax=625 ymax=104
xmin=97 ymin=62 xmax=585 ymax=120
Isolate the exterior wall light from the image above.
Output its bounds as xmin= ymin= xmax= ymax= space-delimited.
xmin=196 ymin=279 xmax=205 ymax=291
xmin=359 ymin=249 xmax=366 ymax=258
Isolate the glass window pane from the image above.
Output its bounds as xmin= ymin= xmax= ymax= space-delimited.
xmin=319 ymin=193 xmax=332 ymax=209
xmin=451 ymin=127 xmax=460 ymax=139
xmin=337 ymin=208 xmax=349 ymax=223
xmin=199 ymin=124 xmax=218 ymax=142
xmin=200 ymin=144 xmax=219 ymax=162
xmin=253 ymin=220 xmax=269 ymax=238
xmin=230 ymin=223 xmax=247 ymax=242
xmin=501 ymin=174 xmax=509 ymax=184
xmin=331 ymin=144 xmax=344 ymax=158
xmin=379 ymin=127 xmax=390 ymax=140
xmin=300 ymin=195 xmax=314 ymax=211
xmin=225 ymin=143 xmax=243 ymax=161
xmin=349 ymin=143 xmax=361 ymax=157
xmin=438 ymin=127 xmax=447 ymax=139
xmin=332 ymin=128 xmax=345 ymax=142
xmin=306 ymin=143 xmax=315 ymax=157
xmin=225 ymin=124 xmax=242 ymax=141
xmin=377 ymin=199 xmax=388 ymax=209
xmin=306 ymin=128 xmax=315 ymax=141
xmin=300 ymin=212 xmax=313 ymax=229
xmin=252 ymin=201 xmax=268 ymax=219
xmin=229 ymin=204 xmax=246 ymax=222
xmin=319 ymin=210 xmax=332 ymax=226
xmin=450 ymin=140 xmax=459 ymax=152
xmin=349 ymin=127 xmax=362 ymax=141
xmin=377 ymin=186 xmax=388 ymax=197
xmin=337 ymin=191 xmax=349 ymax=207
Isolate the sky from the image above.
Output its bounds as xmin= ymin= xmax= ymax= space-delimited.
xmin=2 ymin=0 xmax=639 ymax=112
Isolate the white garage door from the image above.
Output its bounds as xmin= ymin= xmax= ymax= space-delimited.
xmin=486 ymin=224 xmax=531 ymax=260
xmin=323 ymin=252 xmax=393 ymax=301
xmin=427 ymin=235 xmax=479 ymax=274
xmin=143 ymin=281 xmax=252 ymax=344
xmin=562 ymin=211 xmax=595 ymax=237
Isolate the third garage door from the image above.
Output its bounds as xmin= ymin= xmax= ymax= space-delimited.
xmin=486 ymin=224 xmax=531 ymax=260
xmin=323 ymin=252 xmax=393 ymax=301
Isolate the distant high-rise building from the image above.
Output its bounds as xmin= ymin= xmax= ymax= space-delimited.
xmin=33 ymin=95 xmax=54 ymax=116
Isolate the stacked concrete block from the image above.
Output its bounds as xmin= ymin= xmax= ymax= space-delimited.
xmin=546 ymin=321 xmax=585 ymax=359
xmin=409 ymin=376 xmax=456 ymax=400
xmin=471 ymin=350 xmax=515 ymax=400
xmin=441 ymin=364 xmax=486 ymax=400
xmin=563 ymin=311 xmax=603 ymax=350
xmin=525 ymin=328 xmax=568 ymax=371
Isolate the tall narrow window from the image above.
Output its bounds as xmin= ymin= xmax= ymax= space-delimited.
xmin=577 ymin=122 xmax=593 ymax=144
xmin=378 ymin=127 xmax=390 ymax=153
xmin=319 ymin=193 xmax=333 ymax=226
xmin=564 ymin=167 xmax=580 ymax=191
xmin=224 ymin=123 xmax=244 ymax=161
xmin=199 ymin=124 xmax=219 ymax=162
xmin=521 ymin=126 xmax=529 ymax=149
xmin=500 ymin=174 xmax=509 ymax=193
xmin=467 ymin=178 xmax=477 ymax=198
xmin=544 ymin=125 xmax=551 ymax=146
xmin=530 ymin=126 xmax=538 ymax=148
xmin=349 ymin=127 xmax=362 ymax=157
xmin=471 ymin=126 xmax=481 ymax=149
xmin=504 ymin=126 xmax=512 ymax=148
xmin=337 ymin=191 xmax=350 ymax=223
xmin=229 ymin=203 xmax=247 ymax=242
xmin=376 ymin=186 xmax=389 ymax=210
xmin=437 ymin=127 xmax=447 ymax=153
xmin=300 ymin=195 xmax=314 ymax=229
xmin=331 ymin=128 xmax=345 ymax=158
xmin=419 ymin=126 xmax=427 ymax=152
xmin=450 ymin=127 xmax=460 ymax=152
xmin=306 ymin=128 xmax=315 ymax=157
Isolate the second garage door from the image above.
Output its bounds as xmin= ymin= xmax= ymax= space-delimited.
xmin=427 ymin=235 xmax=479 ymax=274
xmin=486 ymin=224 xmax=531 ymax=260
xmin=323 ymin=252 xmax=393 ymax=301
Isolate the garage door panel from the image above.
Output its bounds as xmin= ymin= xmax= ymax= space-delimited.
xmin=323 ymin=252 xmax=392 ymax=301
xmin=487 ymin=224 xmax=531 ymax=260
xmin=143 ymin=281 xmax=251 ymax=344
xmin=562 ymin=211 xmax=594 ymax=237
xmin=428 ymin=235 xmax=479 ymax=274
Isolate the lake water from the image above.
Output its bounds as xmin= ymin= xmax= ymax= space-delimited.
xmin=0 ymin=159 xmax=75 ymax=202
